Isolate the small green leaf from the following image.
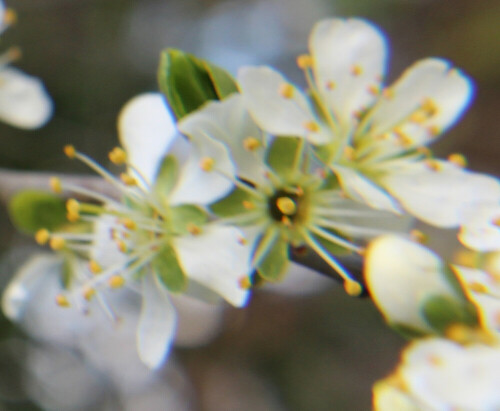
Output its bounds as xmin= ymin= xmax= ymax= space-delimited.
xmin=8 ymin=190 xmax=67 ymax=234
xmin=169 ymin=205 xmax=207 ymax=235
xmin=421 ymin=295 xmax=479 ymax=333
xmin=152 ymin=244 xmax=187 ymax=293
xmin=158 ymin=49 xmax=236 ymax=120
xmin=154 ymin=155 xmax=179 ymax=199
xmin=254 ymin=229 xmax=289 ymax=281
xmin=266 ymin=137 xmax=304 ymax=181
xmin=210 ymin=187 xmax=257 ymax=218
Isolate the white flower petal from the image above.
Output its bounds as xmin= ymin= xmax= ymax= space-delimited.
xmin=361 ymin=58 xmax=473 ymax=157
xmin=90 ymin=216 xmax=128 ymax=268
xmin=136 ymin=274 xmax=177 ymax=369
xmin=2 ymin=253 xmax=60 ymax=321
xmin=310 ymin=18 xmax=387 ymax=127
xmin=332 ymin=165 xmax=401 ymax=213
xmin=118 ymin=93 xmax=177 ymax=184
xmin=365 ymin=235 xmax=459 ymax=332
xmin=373 ymin=380 xmax=421 ymax=411
xmin=169 ymin=132 xmax=235 ymax=206
xmin=174 ymin=224 xmax=251 ymax=307
xmin=178 ymin=94 xmax=268 ymax=185
xmin=238 ymin=66 xmax=331 ymax=144
xmin=458 ymin=204 xmax=500 ymax=252
xmin=0 ymin=67 xmax=53 ymax=129
xmin=379 ymin=160 xmax=500 ymax=228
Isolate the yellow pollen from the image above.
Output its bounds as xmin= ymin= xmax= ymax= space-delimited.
xmin=243 ymin=137 xmax=261 ymax=151
xmin=410 ymin=229 xmax=428 ymax=244
xmin=343 ymin=146 xmax=355 ymax=161
xmin=425 ymin=159 xmax=441 ymax=172
xmin=35 ymin=229 xmax=50 ymax=245
xmin=108 ymin=275 xmax=125 ymax=289
xmin=64 ymin=145 xmax=76 ymax=159
xmin=199 ymin=157 xmax=215 ymax=172
xmin=4 ymin=9 xmax=17 ymax=25
xmin=303 ymin=120 xmax=319 ymax=133
xmin=242 ymin=200 xmax=255 ymax=210
xmin=237 ymin=236 xmax=247 ymax=246
xmin=239 ymin=276 xmax=252 ymax=290
xmin=66 ymin=198 xmax=80 ymax=214
xmin=417 ymin=146 xmax=432 ymax=157
xmin=452 ymin=249 xmax=478 ymax=268
xmin=89 ymin=260 xmax=102 ymax=274
xmin=422 ymin=98 xmax=438 ymax=117
xmin=278 ymin=83 xmax=294 ymax=99
xmin=276 ymin=197 xmax=297 ymax=216
xmin=120 ymin=173 xmax=137 ymax=186
xmin=326 ymin=81 xmax=336 ymax=90
xmin=83 ymin=287 xmax=96 ymax=301
xmin=67 ymin=211 xmax=80 ymax=222
xmin=108 ymin=147 xmax=127 ymax=165
xmin=409 ymin=111 xmax=427 ymax=124
xmin=367 ymin=84 xmax=379 ymax=95
xmin=281 ymin=216 xmax=292 ymax=227
xmin=445 ymin=324 xmax=470 ymax=343
xmin=468 ymin=281 xmax=488 ymax=294
xmin=49 ymin=177 xmax=62 ymax=194
xmin=296 ymin=54 xmax=313 ymax=69
xmin=55 ymin=294 xmax=70 ymax=307
xmin=350 ymin=64 xmax=363 ymax=76
xmin=295 ymin=186 xmax=304 ymax=197
xmin=344 ymin=280 xmax=363 ymax=297
xmin=116 ymin=239 xmax=127 ymax=253
xmin=427 ymin=125 xmax=440 ymax=137
xmin=121 ymin=218 xmax=136 ymax=230
xmin=394 ymin=128 xmax=413 ymax=147
xmin=187 ymin=222 xmax=202 ymax=235
xmin=448 ymin=153 xmax=468 ymax=168
xmin=49 ymin=236 xmax=66 ymax=251
xmin=382 ymin=88 xmax=394 ymax=99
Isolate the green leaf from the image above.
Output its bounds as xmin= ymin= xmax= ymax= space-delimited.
xmin=169 ymin=205 xmax=207 ymax=235
xmin=210 ymin=187 xmax=256 ymax=218
xmin=152 ymin=244 xmax=187 ymax=293
xmin=8 ymin=190 xmax=67 ymax=234
xmin=265 ymin=137 xmax=304 ymax=181
xmin=158 ymin=49 xmax=237 ymax=120
xmin=254 ymin=228 xmax=289 ymax=281
xmin=154 ymin=155 xmax=179 ymax=200
xmin=421 ymin=295 xmax=479 ymax=333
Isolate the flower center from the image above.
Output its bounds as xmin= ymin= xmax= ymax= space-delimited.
xmin=268 ymin=189 xmax=299 ymax=223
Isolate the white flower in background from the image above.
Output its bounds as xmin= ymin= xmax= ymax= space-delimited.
xmin=373 ymin=338 xmax=500 ymax=411
xmin=179 ymin=94 xmax=411 ymax=296
xmin=13 ymin=93 xmax=252 ymax=369
xmin=238 ymin=17 xmax=500 ymax=227
xmin=0 ymin=1 xmax=52 ymax=129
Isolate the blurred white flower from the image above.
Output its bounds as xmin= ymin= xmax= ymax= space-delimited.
xmin=0 ymin=1 xmax=52 ymax=129
xmin=373 ymin=338 xmax=500 ymax=411
xmin=238 ymin=17 xmax=500 ymax=227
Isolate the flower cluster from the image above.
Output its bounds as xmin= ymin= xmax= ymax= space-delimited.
xmin=2 ymin=17 xmax=500 ymax=411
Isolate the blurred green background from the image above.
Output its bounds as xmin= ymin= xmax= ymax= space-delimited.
xmin=0 ymin=0 xmax=498 ymax=409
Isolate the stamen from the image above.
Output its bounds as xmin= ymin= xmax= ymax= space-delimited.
xmin=448 ymin=153 xmax=467 ymax=168
xmin=238 ymin=276 xmax=252 ymax=289
xmin=120 ymin=218 xmax=137 ymax=230
xmin=199 ymin=157 xmax=215 ymax=172
xmin=278 ymin=83 xmax=294 ymax=99
xmin=243 ymin=200 xmax=255 ymax=210
xmin=410 ymin=229 xmax=428 ymax=244
xmin=297 ymin=54 xmax=313 ymax=69
xmin=115 ymin=239 xmax=128 ymax=253
xmin=425 ymin=159 xmax=441 ymax=172
xmin=350 ymin=64 xmax=363 ymax=76
xmin=64 ymin=145 xmax=76 ymax=159
xmin=343 ymin=146 xmax=355 ymax=161
xmin=49 ymin=177 xmax=62 ymax=194
xmin=120 ymin=173 xmax=137 ymax=186
xmin=421 ymin=98 xmax=438 ymax=117
xmin=281 ymin=216 xmax=292 ymax=227
xmin=108 ymin=275 xmax=125 ymax=289
xmin=427 ymin=125 xmax=440 ymax=137
xmin=55 ymin=294 xmax=70 ymax=307
xmin=108 ymin=147 xmax=127 ymax=165
xmin=382 ymin=88 xmax=394 ymax=99
xmin=89 ymin=260 xmax=102 ymax=274
xmin=35 ymin=229 xmax=50 ymax=245
xmin=243 ymin=137 xmax=261 ymax=151
xmin=187 ymin=223 xmax=202 ymax=235
xmin=367 ymin=84 xmax=379 ymax=95
xmin=4 ymin=9 xmax=17 ymax=26
xmin=276 ymin=197 xmax=296 ymax=216
xmin=83 ymin=287 xmax=96 ymax=301
xmin=66 ymin=198 xmax=80 ymax=215
xmin=49 ymin=236 xmax=66 ymax=251
xmin=344 ymin=280 xmax=363 ymax=297
xmin=237 ymin=236 xmax=247 ymax=246
xmin=469 ymin=282 xmax=488 ymax=294
xmin=325 ymin=81 xmax=336 ymax=90
xmin=303 ymin=120 xmax=320 ymax=133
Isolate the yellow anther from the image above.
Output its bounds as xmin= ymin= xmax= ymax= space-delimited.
xmin=83 ymin=287 xmax=96 ymax=301
xmin=49 ymin=177 xmax=62 ymax=194
xmin=417 ymin=146 xmax=432 ymax=157
xmin=4 ymin=9 xmax=17 ymax=25
xmin=295 ymin=186 xmax=304 ymax=197
xmin=242 ymin=200 xmax=255 ymax=210
xmin=66 ymin=198 xmax=80 ymax=214
xmin=303 ymin=120 xmax=320 ymax=133
xmin=410 ymin=229 xmax=428 ymax=244
xmin=55 ymin=294 xmax=70 ymax=307
xmin=199 ymin=157 xmax=215 ymax=172
xmin=394 ymin=128 xmax=413 ymax=147
xmin=243 ymin=137 xmax=261 ymax=151
xmin=35 ymin=229 xmax=50 ymax=245
xmin=421 ymin=98 xmax=438 ymax=117
xmin=281 ymin=216 xmax=292 ymax=227
xmin=120 ymin=173 xmax=137 ymax=186
xmin=425 ymin=159 xmax=441 ymax=172
xmin=350 ymin=64 xmax=363 ymax=76
xmin=447 ymin=153 xmax=468 ymax=168
xmin=108 ymin=147 xmax=127 ymax=165
xmin=89 ymin=260 xmax=102 ymax=274
xmin=469 ymin=281 xmax=488 ymax=294
xmin=296 ymin=54 xmax=313 ymax=69
xmin=67 ymin=211 xmax=80 ymax=222
xmin=344 ymin=280 xmax=363 ymax=297
xmin=49 ymin=236 xmax=66 ymax=251
xmin=187 ymin=222 xmax=202 ymax=235
xmin=427 ymin=125 xmax=440 ymax=137
xmin=343 ymin=146 xmax=355 ymax=161
xmin=375 ymin=132 xmax=391 ymax=141
xmin=120 ymin=218 xmax=136 ymax=230
xmin=239 ymin=276 xmax=252 ymax=290
xmin=237 ymin=236 xmax=247 ymax=246
xmin=382 ymin=88 xmax=394 ymax=99
xmin=276 ymin=197 xmax=297 ymax=216
xmin=367 ymin=84 xmax=379 ymax=95
xmin=492 ymin=217 xmax=500 ymax=227
xmin=278 ymin=83 xmax=294 ymax=99
xmin=64 ymin=145 xmax=76 ymax=158
xmin=409 ymin=111 xmax=427 ymax=124
xmin=325 ymin=81 xmax=336 ymax=90
xmin=108 ymin=275 xmax=125 ymax=289
xmin=116 ymin=239 xmax=127 ymax=253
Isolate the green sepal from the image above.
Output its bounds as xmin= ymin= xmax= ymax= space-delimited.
xmin=319 ymin=171 xmax=341 ymax=190
xmin=158 ymin=49 xmax=237 ymax=120
xmin=313 ymin=141 xmax=337 ymax=164
xmin=421 ymin=294 xmax=479 ymax=333
xmin=152 ymin=244 xmax=187 ymax=293
xmin=210 ymin=187 xmax=256 ymax=218
xmin=254 ymin=229 xmax=289 ymax=281
xmin=154 ymin=155 xmax=179 ymax=199
xmin=265 ymin=137 xmax=304 ymax=181
xmin=390 ymin=322 xmax=429 ymax=340
xmin=8 ymin=190 xmax=67 ymax=234
xmin=169 ymin=205 xmax=207 ymax=235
